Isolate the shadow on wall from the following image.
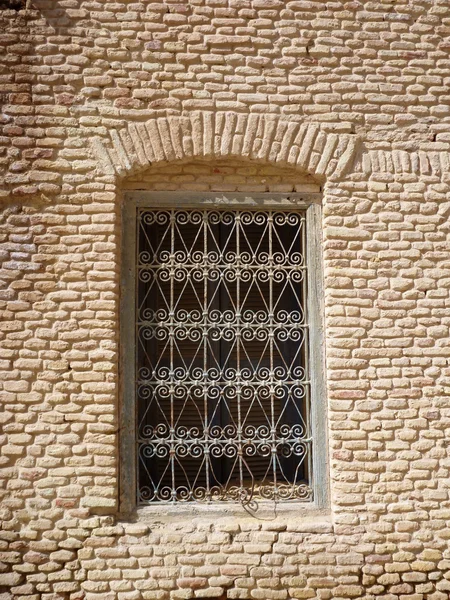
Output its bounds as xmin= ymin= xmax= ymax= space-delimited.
xmin=0 ymin=0 xmax=26 ymax=9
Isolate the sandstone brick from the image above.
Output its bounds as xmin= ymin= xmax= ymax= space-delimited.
xmin=1 ymin=3 xmax=450 ymax=600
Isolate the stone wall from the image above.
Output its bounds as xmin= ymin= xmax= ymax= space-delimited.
xmin=2 ymin=1 xmax=450 ymax=599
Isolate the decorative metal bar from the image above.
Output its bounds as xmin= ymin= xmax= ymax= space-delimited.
xmin=136 ymin=209 xmax=313 ymax=504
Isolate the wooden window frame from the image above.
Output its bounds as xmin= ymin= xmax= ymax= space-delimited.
xmin=120 ymin=192 xmax=328 ymax=517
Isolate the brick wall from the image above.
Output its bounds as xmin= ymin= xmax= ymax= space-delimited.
xmin=2 ymin=1 xmax=450 ymax=599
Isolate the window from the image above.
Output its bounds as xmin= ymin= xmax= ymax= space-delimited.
xmin=121 ymin=194 xmax=327 ymax=511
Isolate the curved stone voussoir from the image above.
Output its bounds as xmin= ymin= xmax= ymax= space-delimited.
xmin=92 ymin=112 xmax=360 ymax=183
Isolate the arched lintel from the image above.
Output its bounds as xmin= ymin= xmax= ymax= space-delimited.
xmin=92 ymin=112 xmax=360 ymax=183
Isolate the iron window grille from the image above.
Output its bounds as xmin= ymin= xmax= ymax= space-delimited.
xmin=121 ymin=194 xmax=327 ymax=511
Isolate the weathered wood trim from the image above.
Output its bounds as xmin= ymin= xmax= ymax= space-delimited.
xmin=125 ymin=191 xmax=321 ymax=209
xmin=119 ymin=198 xmax=138 ymax=516
xmin=120 ymin=192 xmax=329 ymax=514
xmin=306 ymin=202 xmax=329 ymax=510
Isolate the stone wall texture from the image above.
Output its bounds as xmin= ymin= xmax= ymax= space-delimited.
xmin=2 ymin=1 xmax=450 ymax=599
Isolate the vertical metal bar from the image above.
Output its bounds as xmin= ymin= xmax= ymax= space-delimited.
xmin=170 ymin=211 xmax=176 ymax=501
xmin=301 ymin=215 xmax=312 ymax=485
xmin=203 ymin=212 xmax=210 ymax=499
xmin=268 ymin=212 xmax=277 ymax=493
xmin=236 ymin=212 xmax=243 ymax=493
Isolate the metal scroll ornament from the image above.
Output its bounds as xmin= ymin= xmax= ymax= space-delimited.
xmin=136 ymin=209 xmax=313 ymax=505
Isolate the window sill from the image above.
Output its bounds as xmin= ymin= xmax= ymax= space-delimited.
xmin=131 ymin=501 xmax=330 ymax=526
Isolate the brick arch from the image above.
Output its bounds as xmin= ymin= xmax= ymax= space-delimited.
xmin=92 ymin=112 xmax=359 ymax=182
